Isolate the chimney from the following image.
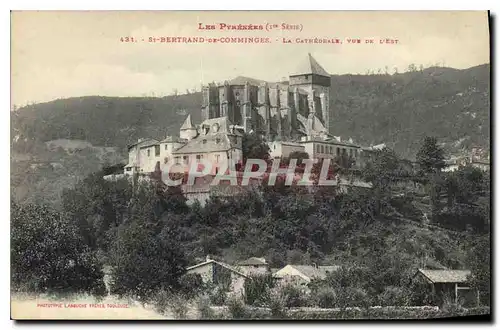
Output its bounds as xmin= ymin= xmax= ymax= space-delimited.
xmin=206 ymin=255 xmax=211 ymax=262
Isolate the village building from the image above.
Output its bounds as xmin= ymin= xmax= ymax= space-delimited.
xmin=443 ymin=156 xmax=490 ymax=172
xmin=273 ymin=264 xmax=339 ymax=286
xmin=443 ymin=147 xmax=490 ymax=173
xmin=236 ymin=257 xmax=270 ymax=276
xmin=186 ymin=256 xmax=249 ymax=297
xmin=414 ymin=269 xmax=476 ymax=306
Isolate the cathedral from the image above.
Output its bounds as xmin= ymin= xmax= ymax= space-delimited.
xmin=201 ymin=53 xmax=331 ymax=141
xmin=123 ymin=54 xmax=369 ymax=177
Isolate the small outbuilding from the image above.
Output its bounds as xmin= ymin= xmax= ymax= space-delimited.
xmin=414 ymin=268 xmax=476 ymax=306
xmin=236 ymin=257 xmax=270 ymax=276
xmin=186 ymin=256 xmax=249 ymax=296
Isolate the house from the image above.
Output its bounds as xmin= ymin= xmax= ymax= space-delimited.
xmin=414 ymin=268 xmax=476 ymax=306
xmin=273 ymin=264 xmax=339 ymax=286
xmin=268 ymin=141 xmax=305 ymax=159
xmin=186 ymin=256 xmax=249 ymax=296
xmin=236 ymin=257 xmax=270 ymax=276
xmin=171 ymin=116 xmax=244 ymax=175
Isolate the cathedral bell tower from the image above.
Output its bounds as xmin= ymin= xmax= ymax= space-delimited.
xmin=289 ymin=53 xmax=331 ymax=133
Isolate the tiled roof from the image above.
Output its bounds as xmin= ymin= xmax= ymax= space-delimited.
xmin=171 ymin=133 xmax=233 ymax=154
xmin=186 ymin=259 xmax=249 ymax=278
xmin=160 ymin=136 xmax=186 ymax=143
xmin=228 ymin=76 xmax=267 ymax=86
xmin=180 ymin=114 xmax=195 ymax=130
xmin=172 ymin=117 xmax=242 ymax=154
xmin=290 ymin=53 xmax=330 ymax=77
xmin=417 ymin=269 xmax=471 ymax=283
xmin=139 ymin=141 xmax=160 ymax=149
xmin=276 ymin=264 xmax=339 ymax=281
xmin=127 ymin=138 xmax=159 ymax=150
xmin=238 ymin=257 xmax=268 ymax=266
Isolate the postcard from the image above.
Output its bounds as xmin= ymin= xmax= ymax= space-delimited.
xmin=10 ymin=10 xmax=491 ymax=320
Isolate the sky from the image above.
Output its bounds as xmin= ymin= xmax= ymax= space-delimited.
xmin=11 ymin=11 xmax=490 ymax=107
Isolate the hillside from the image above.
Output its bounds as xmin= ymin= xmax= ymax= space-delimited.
xmin=11 ymin=93 xmax=203 ymax=153
xmin=11 ymin=64 xmax=490 ymax=158
xmin=329 ymin=64 xmax=490 ymax=158
xmin=11 ymin=139 xmax=124 ymax=206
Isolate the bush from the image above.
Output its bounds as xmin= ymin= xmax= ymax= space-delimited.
xmin=152 ymin=289 xmax=173 ymax=315
xmin=277 ymin=284 xmax=310 ymax=307
xmin=316 ymin=287 xmax=337 ymax=308
xmin=170 ymin=298 xmax=189 ymax=319
xmin=197 ymin=297 xmax=216 ymax=319
xmin=244 ymin=273 xmax=276 ymax=306
xmin=152 ymin=289 xmax=191 ymax=319
xmin=269 ymin=294 xmax=288 ymax=319
xmin=11 ymin=203 xmax=105 ymax=296
xmin=336 ymin=287 xmax=371 ymax=308
xmin=179 ymin=273 xmax=204 ymax=295
xmin=208 ymin=286 xmax=227 ymax=306
xmin=377 ymin=286 xmax=411 ymax=306
xmin=227 ymin=297 xmax=248 ymax=319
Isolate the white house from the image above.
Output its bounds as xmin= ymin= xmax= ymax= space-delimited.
xmin=273 ymin=264 xmax=339 ymax=285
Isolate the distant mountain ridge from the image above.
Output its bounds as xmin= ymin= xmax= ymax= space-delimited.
xmin=11 ymin=64 xmax=490 ymax=159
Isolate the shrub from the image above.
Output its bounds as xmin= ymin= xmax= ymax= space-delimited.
xmin=377 ymin=286 xmax=411 ymax=306
xmin=11 ymin=203 xmax=105 ymax=296
xmin=208 ymin=286 xmax=227 ymax=306
xmin=316 ymin=287 xmax=337 ymax=308
xmin=197 ymin=297 xmax=216 ymax=319
xmin=170 ymin=299 xmax=189 ymax=319
xmin=244 ymin=273 xmax=276 ymax=306
xmin=227 ymin=297 xmax=248 ymax=319
xmin=153 ymin=290 xmax=190 ymax=319
xmin=336 ymin=287 xmax=371 ymax=308
xmin=407 ymin=280 xmax=437 ymax=306
xmin=269 ymin=294 xmax=288 ymax=319
xmin=179 ymin=273 xmax=204 ymax=295
xmin=277 ymin=284 xmax=310 ymax=308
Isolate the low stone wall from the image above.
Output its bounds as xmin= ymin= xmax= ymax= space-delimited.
xmin=208 ymin=305 xmax=490 ymax=320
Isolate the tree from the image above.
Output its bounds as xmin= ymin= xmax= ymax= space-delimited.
xmin=244 ymin=273 xmax=276 ymax=306
xmin=11 ymin=202 xmax=105 ymax=295
xmin=362 ymin=147 xmax=408 ymax=216
xmin=61 ymin=173 xmax=133 ymax=250
xmin=407 ymin=63 xmax=418 ymax=73
xmin=242 ymin=133 xmax=270 ymax=162
xmin=108 ymin=220 xmax=187 ymax=299
xmin=437 ymin=166 xmax=489 ymax=233
xmin=466 ymin=234 xmax=490 ymax=306
xmin=416 ymin=136 xmax=446 ymax=176
xmin=288 ymin=150 xmax=309 ymax=165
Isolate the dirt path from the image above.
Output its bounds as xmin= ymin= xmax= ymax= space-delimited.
xmin=11 ymin=294 xmax=172 ymax=320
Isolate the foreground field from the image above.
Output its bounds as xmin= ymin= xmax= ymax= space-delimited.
xmin=11 ymin=294 xmax=170 ymax=320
